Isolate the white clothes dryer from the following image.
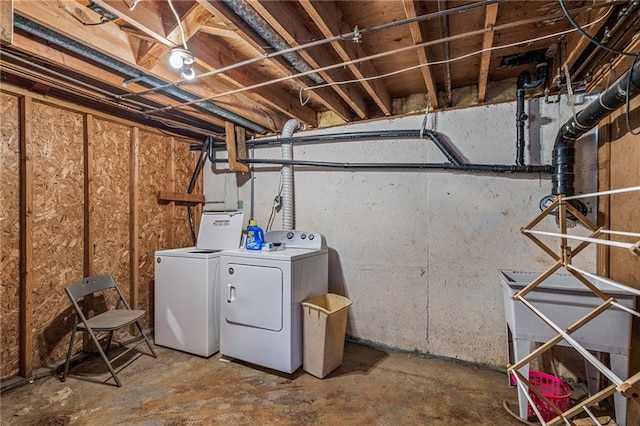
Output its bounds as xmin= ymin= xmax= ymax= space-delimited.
xmin=220 ymin=230 xmax=328 ymax=373
xmin=154 ymin=211 xmax=244 ymax=357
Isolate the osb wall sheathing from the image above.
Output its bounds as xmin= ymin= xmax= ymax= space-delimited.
xmin=601 ymin=95 xmax=639 ymax=423
xmin=137 ymin=131 xmax=170 ymax=328
xmin=92 ymin=118 xmax=131 ymax=307
xmin=0 ymin=93 xmax=21 ymax=379
xmin=174 ymin=138 xmax=202 ymax=248
xmin=31 ymin=102 xmax=84 ymax=367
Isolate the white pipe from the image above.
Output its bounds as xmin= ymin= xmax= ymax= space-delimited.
xmin=281 ymin=119 xmax=303 ymax=230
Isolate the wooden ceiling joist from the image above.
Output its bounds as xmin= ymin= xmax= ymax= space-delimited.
xmin=477 ymin=3 xmax=499 ymax=103
xmin=134 ymin=3 xmax=213 ymax=70
xmin=14 ymin=0 xmax=292 ymax=132
xmin=195 ymin=0 xmax=353 ymax=125
xmin=299 ymin=0 xmax=392 ymax=116
xmin=403 ymin=0 xmax=439 ymax=109
xmin=88 ymin=1 xmax=306 ymax=127
xmin=249 ymin=0 xmax=370 ymax=120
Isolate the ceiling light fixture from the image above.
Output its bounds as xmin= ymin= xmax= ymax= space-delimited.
xmin=167 ymin=0 xmax=195 ymax=81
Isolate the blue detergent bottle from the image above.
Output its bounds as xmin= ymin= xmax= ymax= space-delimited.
xmin=246 ymin=219 xmax=265 ymax=250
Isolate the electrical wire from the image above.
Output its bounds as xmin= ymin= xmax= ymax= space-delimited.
xmin=166 ymin=0 xmax=188 ymax=50
xmin=145 ymin=6 xmax=611 ymax=114
xmin=300 ymin=10 xmax=612 ymax=94
xmin=558 ymin=0 xmax=640 ymax=58
xmin=266 ymin=175 xmax=283 ymax=232
xmin=626 ymin=56 xmax=640 ymax=135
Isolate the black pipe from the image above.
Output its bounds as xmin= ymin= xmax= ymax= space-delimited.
xmin=215 ymin=130 xmax=464 ymax=165
xmin=516 ymin=63 xmax=547 ymax=166
xmin=552 ymin=58 xmax=640 ymax=195
xmin=212 ymin=157 xmax=551 ymax=174
xmin=187 ymin=137 xmax=211 ymax=244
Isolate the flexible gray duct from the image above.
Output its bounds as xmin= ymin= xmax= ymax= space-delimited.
xmin=13 ymin=14 xmax=268 ymax=134
xmin=280 ymin=119 xmax=303 ymax=230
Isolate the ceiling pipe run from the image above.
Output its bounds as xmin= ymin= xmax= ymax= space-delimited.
xmin=220 ymin=0 xmax=324 ymax=84
xmin=207 ymin=129 xmax=551 ymax=174
xmin=438 ymin=0 xmax=453 ymax=106
xmin=516 ymin=62 xmax=548 ymax=166
xmin=13 ymin=14 xmax=269 ymax=134
xmin=552 ymin=58 xmax=640 ymax=196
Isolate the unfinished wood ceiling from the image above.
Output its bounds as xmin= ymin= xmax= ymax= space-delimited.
xmin=1 ymin=1 xmax=639 ymax=137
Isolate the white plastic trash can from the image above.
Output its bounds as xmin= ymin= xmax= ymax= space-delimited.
xmin=302 ymin=293 xmax=352 ymax=378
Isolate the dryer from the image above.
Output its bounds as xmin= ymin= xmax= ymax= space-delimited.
xmin=220 ymin=230 xmax=328 ymax=373
xmin=154 ymin=211 xmax=244 ymax=357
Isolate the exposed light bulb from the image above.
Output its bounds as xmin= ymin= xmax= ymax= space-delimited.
xmin=181 ymin=65 xmax=195 ymax=81
xmin=169 ymin=48 xmax=193 ymax=70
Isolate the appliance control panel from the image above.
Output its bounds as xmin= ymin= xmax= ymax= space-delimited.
xmin=265 ymin=230 xmax=326 ymax=249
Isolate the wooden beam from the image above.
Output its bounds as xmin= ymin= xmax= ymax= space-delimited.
xmin=83 ymin=1 xmax=305 ymax=128
xmin=88 ymin=0 xmax=168 ymax=45
xmin=167 ymin=137 xmax=176 ymax=247
xmin=157 ymin=191 xmax=205 ymax=204
xmin=249 ymin=0 xmax=369 ymax=120
xmin=14 ymin=0 xmax=283 ymax=132
xmin=83 ymin=113 xmax=95 ymax=277
xmin=82 ymin=113 xmax=94 ymax=350
xmin=299 ymin=0 xmax=392 ymax=116
xmin=136 ymin=3 xmax=212 ymax=70
xmin=1 ymin=0 xmax=13 ymax=45
xmin=188 ymin=32 xmax=317 ymax=127
xmin=1 ymin=82 xmax=203 ymax=140
xmin=402 ymin=0 xmax=439 ymax=109
xmin=477 ymin=3 xmax=499 ymax=103
xmin=129 ymin=126 xmax=139 ymax=311
xmin=562 ymin=6 xmax=612 ymax=82
xmin=224 ymin=121 xmax=249 ymax=173
xmin=19 ymin=95 xmax=33 ymax=378
xmin=195 ymin=0 xmax=351 ymax=124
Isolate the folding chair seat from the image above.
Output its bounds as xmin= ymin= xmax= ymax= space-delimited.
xmin=62 ymin=274 xmax=157 ymax=387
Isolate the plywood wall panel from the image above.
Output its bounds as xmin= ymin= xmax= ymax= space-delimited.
xmin=31 ymin=102 xmax=84 ymax=366
xmin=1 ymin=93 xmax=21 ymax=379
xmin=603 ymin=95 xmax=640 ymax=424
xmin=174 ymin=139 xmax=200 ymax=248
xmin=137 ymin=131 xmax=169 ymax=327
xmin=91 ymin=119 xmax=131 ymax=298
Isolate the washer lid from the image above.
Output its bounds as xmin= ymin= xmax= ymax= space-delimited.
xmin=197 ymin=211 xmax=245 ymax=250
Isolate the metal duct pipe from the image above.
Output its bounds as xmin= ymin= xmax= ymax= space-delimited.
xmin=280 ymin=119 xmax=303 ymax=230
xmin=516 ymin=62 xmax=547 ymax=166
xmin=553 ymin=58 xmax=640 ymax=195
xmin=220 ymin=0 xmax=324 ymax=84
xmin=13 ymin=14 xmax=268 ymax=134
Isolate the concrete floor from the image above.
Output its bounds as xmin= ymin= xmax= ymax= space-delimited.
xmin=2 ymin=342 xmax=527 ymax=425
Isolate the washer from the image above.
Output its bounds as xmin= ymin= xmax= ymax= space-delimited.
xmin=154 ymin=211 xmax=244 ymax=357
xmin=220 ymin=230 xmax=328 ymax=373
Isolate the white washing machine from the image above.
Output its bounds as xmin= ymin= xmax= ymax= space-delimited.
xmin=154 ymin=211 xmax=244 ymax=357
xmin=220 ymin=230 xmax=328 ymax=373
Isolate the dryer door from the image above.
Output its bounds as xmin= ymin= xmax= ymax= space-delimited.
xmin=224 ymin=263 xmax=283 ymax=331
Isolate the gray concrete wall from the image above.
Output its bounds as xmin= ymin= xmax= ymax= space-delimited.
xmin=204 ymin=99 xmax=597 ymax=367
